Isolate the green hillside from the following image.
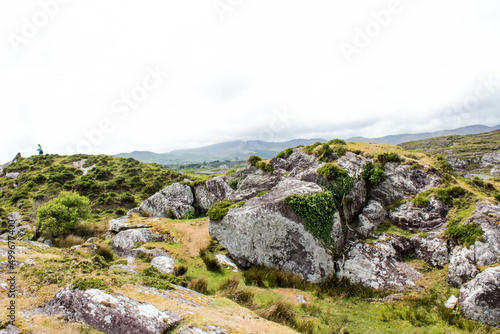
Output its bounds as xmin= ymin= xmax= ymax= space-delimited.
xmin=399 ymin=130 xmax=500 ymax=159
xmin=0 ymin=154 xmax=187 ymax=224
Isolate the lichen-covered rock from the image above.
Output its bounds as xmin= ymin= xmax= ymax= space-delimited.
xmin=26 ymin=287 xmax=182 ymax=334
xmin=389 ymin=197 xmax=448 ymax=232
xmin=194 ymin=183 xmax=220 ymax=211
xmin=108 ymin=216 xmax=151 ymax=233
xmin=151 ymin=255 xmax=175 ymax=274
xmin=5 ymin=172 xmax=19 ymax=179
xmin=337 ymin=237 xmax=423 ymax=291
xmin=459 ymin=267 xmax=500 ymax=326
xmin=370 ymin=163 xmax=440 ymax=206
xmin=491 ymin=167 xmax=500 ymax=176
xmin=337 ymin=152 xmax=370 ymax=177
xmin=176 ymin=325 xmax=228 ymax=334
xmin=209 ymin=179 xmax=334 ymax=283
xmin=356 ymin=200 xmax=386 ymax=237
xmin=410 ymin=236 xmax=449 ymax=268
xmin=139 ymin=183 xmax=195 ymax=219
xmin=111 ymin=228 xmax=171 ymax=257
xmin=448 ymin=247 xmax=479 ymax=288
xmin=342 ymin=179 xmax=367 ymax=223
xmin=215 ymin=254 xmax=239 ymax=272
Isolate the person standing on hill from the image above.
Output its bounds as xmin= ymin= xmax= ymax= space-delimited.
xmin=37 ymin=144 xmax=44 ymax=155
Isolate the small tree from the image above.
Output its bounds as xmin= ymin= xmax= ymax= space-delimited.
xmin=37 ymin=191 xmax=91 ymax=237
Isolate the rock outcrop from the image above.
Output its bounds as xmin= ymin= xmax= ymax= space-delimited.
xmin=356 ymin=200 xmax=386 ymax=237
xmin=108 ymin=216 xmax=151 ymax=233
xmin=111 ymin=228 xmax=172 ymax=257
xmin=139 ymin=183 xmax=195 ymax=219
xmin=459 ymin=267 xmax=500 ymax=326
xmin=26 ymin=287 xmax=182 ymax=334
xmin=337 ymin=235 xmax=423 ymax=291
xmin=481 ymin=151 xmax=500 ymax=168
xmin=151 ymin=255 xmax=175 ymax=274
xmin=389 ymin=198 xmax=448 ymax=232
xmin=370 ymin=163 xmax=440 ymax=206
xmin=209 ymin=179 xmax=334 ymax=283
xmin=410 ymin=236 xmax=449 ymax=268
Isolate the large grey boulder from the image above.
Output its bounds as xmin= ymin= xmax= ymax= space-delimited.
xmin=337 ymin=236 xmax=423 ymax=291
xmin=459 ymin=267 xmax=500 ymax=326
xmin=356 ymin=200 xmax=387 ymax=237
xmin=448 ymin=246 xmax=479 ymax=288
xmin=25 ymin=287 xmax=182 ymax=334
xmin=111 ymin=228 xmax=171 ymax=257
xmin=370 ymin=163 xmax=440 ymax=206
xmin=139 ymin=183 xmax=195 ymax=219
xmin=389 ymin=197 xmax=448 ymax=232
xmin=209 ymin=179 xmax=334 ymax=283
xmin=410 ymin=236 xmax=449 ymax=268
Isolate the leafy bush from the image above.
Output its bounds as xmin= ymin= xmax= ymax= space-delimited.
xmin=445 ymin=222 xmax=484 ymax=246
xmin=375 ymin=152 xmax=402 ymax=165
xmin=247 ymin=155 xmax=263 ymax=165
xmin=495 ymin=193 xmax=500 ymax=202
xmin=327 ymin=139 xmax=346 ymax=145
xmin=318 ymin=144 xmax=334 ymax=163
xmin=207 ymin=200 xmax=245 ymax=221
xmin=285 ymin=192 xmax=336 ymax=243
xmin=333 ymin=145 xmax=347 ymax=156
xmin=361 ymin=162 xmax=385 ymax=187
xmin=276 ymin=148 xmax=294 ymax=159
xmin=302 ymin=142 xmax=322 ymax=155
xmin=255 ymin=161 xmax=274 ymax=173
xmin=317 ymin=163 xmax=348 ymax=181
xmin=37 ymin=191 xmax=91 ymax=237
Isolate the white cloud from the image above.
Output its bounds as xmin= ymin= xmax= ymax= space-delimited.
xmin=1 ymin=0 xmax=500 ymax=162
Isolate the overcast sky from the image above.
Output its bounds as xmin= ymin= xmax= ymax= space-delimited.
xmin=1 ymin=0 xmax=500 ymax=162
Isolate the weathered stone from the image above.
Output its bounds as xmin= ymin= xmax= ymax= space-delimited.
xmin=337 ymin=238 xmax=423 ymax=291
xmin=389 ymin=197 xmax=448 ymax=232
xmin=356 ymin=200 xmax=386 ymax=237
xmin=215 ymin=254 xmax=239 ymax=272
xmin=209 ymin=179 xmax=334 ymax=283
xmin=176 ymin=325 xmax=228 ymax=334
xmin=491 ymin=167 xmax=500 ymax=176
xmin=139 ymin=183 xmax=195 ymax=219
xmin=5 ymin=172 xmax=19 ymax=179
xmin=342 ymin=179 xmax=367 ymax=223
xmin=370 ymin=163 xmax=440 ymax=206
xmin=194 ymin=184 xmax=220 ymax=211
xmin=7 ymin=212 xmax=21 ymax=221
xmin=151 ymin=255 xmax=175 ymax=274
xmin=459 ymin=267 xmax=500 ymax=326
xmin=111 ymin=228 xmax=171 ymax=257
xmin=25 ymin=287 xmax=182 ymax=334
xmin=410 ymin=236 xmax=449 ymax=268
xmin=337 ymin=152 xmax=370 ymax=177
xmin=108 ymin=216 xmax=151 ymax=233
xmin=481 ymin=151 xmax=500 ymax=168
xmin=448 ymin=246 xmax=479 ymax=288
xmin=445 ymin=295 xmax=458 ymax=309
xmin=109 ymin=264 xmax=138 ymax=274
xmin=330 ymin=212 xmax=345 ymax=251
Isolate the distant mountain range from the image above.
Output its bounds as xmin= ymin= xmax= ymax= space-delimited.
xmin=115 ymin=124 xmax=500 ymax=164
xmin=115 ymin=139 xmax=326 ymax=164
xmin=347 ymin=124 xmax=500 ymax=145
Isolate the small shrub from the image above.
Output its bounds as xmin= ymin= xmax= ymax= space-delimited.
xmin=188 ymin=277 xmax=209 ymax=294
xmin=37 ymin=191 xmax=91 ymax=237
xmin=56 ymin=234 xmax=85 ymax=248
xmin=276 ymin=148 xmax=294 ymax=159
xmin=333 ymin=146 xmax=347 ymax=156
xmin=219 ymin=276 xmax=254 ymax=307
xmin=173 ymin=265 xmax=188 ymax=276
xmin=137 ymin=252 xmax=153 ymax=263
xmin=445 ymin=222 xmax=484 ymax=247
xmin=255 ymin=161 xmax=274 ymax=173
xmin=73 ymin=277 xmax=109 ymax=292
xmin=199 ymin=248 xmax=221 ymax=272
xmin=243 ymin=267 xmax=266 ymax=287
xmin=317 ymin=163 xmax=348 ymax=181
xmin=495 ymin=193 xmax=500 ymax=202
xmin=361 ymin=162 xmax=385 ymax=187
xmin=318 ymin=144 xmax=334 ymax=163
xmin=375 ymin=152 xmax=402 ymax=165
xmin=327 ymin=139 xmax=346 ymax=146
xmin=247 ymin=155 xmax=263 ymax=165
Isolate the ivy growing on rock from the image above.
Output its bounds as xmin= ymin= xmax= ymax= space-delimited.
xmin=284 ymin=191 xmax=337 ymax=244
xmin=361 ymin=162 xmax=386 ymax=187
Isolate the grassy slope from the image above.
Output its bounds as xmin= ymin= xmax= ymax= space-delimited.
xmin=399 ymin=129 xmax=500 ymax=169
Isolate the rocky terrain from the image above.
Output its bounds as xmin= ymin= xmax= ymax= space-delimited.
xmin=0 ymin=140 xmax=499 ymax=333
